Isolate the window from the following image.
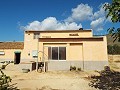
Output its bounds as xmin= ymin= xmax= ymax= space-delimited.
xmin=52 ymin=47 xmax=58 ymax=60
xmin=33 ymin=33 xmax=40 ymax=39
xmin=48 ymin=47 xmax=66 ymax=60
xmin=59 ymin=47 xmax=66 ymax=60
xmin=32 ymin=50 xmax=38 ymax=58
xmin=0 ymin=51 xmax=5 ymax=55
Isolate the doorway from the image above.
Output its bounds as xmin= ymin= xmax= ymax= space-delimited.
xmin=14 ymin=52 xmax=21 ymax=64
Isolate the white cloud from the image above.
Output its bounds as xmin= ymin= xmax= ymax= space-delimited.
xmin=66 ymin=3 xmax=93 ymax=22
xmin=93 ymin=4 xmax=106 ymax=19
xmin=90 ymin=17 xmax=105 ymax=31
xmin=22 ymin=3 xmax=110 ymax=32
xmin=23 ymin=17 xmax=82 ymax=30
xmin=90 ymin=3 xmax=108 ymax=31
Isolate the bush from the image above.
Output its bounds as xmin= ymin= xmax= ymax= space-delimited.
xmin=70 ymin=66 xmax=76 ymax=71
xmin=77 ymin=68 xmax=81 ymax=71
xmin=89 ymin=66 xmax=120 ymax=90
xmin=0 ymin=69 xmax=18 ymax=90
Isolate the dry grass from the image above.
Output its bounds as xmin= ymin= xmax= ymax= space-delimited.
xmin=108 ymin=55 xmax=120 ymax=72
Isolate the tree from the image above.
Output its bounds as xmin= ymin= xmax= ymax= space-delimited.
xmin=104 ymin=0 xmax=120 ymax=42
xmin=107 ymin=44 xmax=120 ymax=54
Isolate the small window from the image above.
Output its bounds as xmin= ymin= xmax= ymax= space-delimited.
xmin=0 ymin=51 xmax=5 ymax=55
xmin=32 ymin=50 xmax=38 ymax=58
xmin=33 ymin=33 xmax=40 ymax=39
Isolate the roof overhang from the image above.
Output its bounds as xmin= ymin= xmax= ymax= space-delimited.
xmin=39 ymin=37 xmax=103 ymax=42
xmin=25 ymin=30 xmax=92 ymax=33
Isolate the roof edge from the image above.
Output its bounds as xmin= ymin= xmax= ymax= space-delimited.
xmin=25 ymin=29 xmax=92 ymax=33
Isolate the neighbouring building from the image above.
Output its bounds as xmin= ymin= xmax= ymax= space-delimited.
xmin=0 ymin=29 xmax=108 ymax=71
xmin=0 ymin=42 xmax=23 ymax=64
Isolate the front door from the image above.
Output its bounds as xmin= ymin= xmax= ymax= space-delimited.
xmin=14 ymin=52 xmax=21 ymax=64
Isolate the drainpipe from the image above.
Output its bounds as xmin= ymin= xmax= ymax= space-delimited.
xmin=43 ymin=46 xmax=46 ymax=72
xmin=82 ymin=44 xmax=84 ymax=70
xmin=36 ymin=38 xmax=39 ymax=72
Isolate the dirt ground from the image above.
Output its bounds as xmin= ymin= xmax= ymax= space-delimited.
xmin=1 ymin=55 xmax=119 ymax=90
xmin=2 ymin=64 xmax=99 ymax=90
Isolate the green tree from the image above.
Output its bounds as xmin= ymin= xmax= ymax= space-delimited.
xmin=107 ymin=44 xmax=120 ymax=54
xmin=104 ymin=0 xmax=120 ymax=42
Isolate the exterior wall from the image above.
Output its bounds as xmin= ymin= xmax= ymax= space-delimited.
xmin=0 ymin=49 xmax=22 ymax=62
xmin=69 ymin=43 xmax=83 ymax=61
xmin=22 ymin=30 xmax=92 ymax=62
xmin=83 ymin=36 xmax=108 ymax=70
xmin=39 ymin=31 xmax=92 ymax=38
xmin=38 ymin=37 xmax=108 ymax=71
xmin=0 ymin=30 xmax=108 ymax=71
xmin=21 ymin=32 xmax=38 ymax=62
xmin=22 ymin=30 xmax=108 ymax=71
xmin=38 ymin=37 xmax=108 ymax=61
xmin=83 ymin=36 xmax=108 ymax=61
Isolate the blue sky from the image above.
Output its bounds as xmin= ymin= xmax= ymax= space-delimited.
xmin=0 ymin=0 xmax=119 ymax=41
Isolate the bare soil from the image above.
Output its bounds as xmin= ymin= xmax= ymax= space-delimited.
xmin=3 ymin=64 xmax=99 ymax=90
xmin=1 ymin=55 xmax=119 ymax=90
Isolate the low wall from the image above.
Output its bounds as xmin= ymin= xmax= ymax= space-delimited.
xmin=19 ymin=62 xmax=36 ymax=71
xmin=46 ymin=60 xmax=108 ymax=71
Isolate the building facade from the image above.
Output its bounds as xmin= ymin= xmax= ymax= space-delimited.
xmin=0 ymin=42 xmax=23 ymax=66
xmin=0 ymin=30 xmax=108 ymax=71
xmin=22 ymin=30 xmax=108 ymax=71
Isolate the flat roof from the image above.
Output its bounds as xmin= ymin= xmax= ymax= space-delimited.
xmin=25 ymin=30 xmax=92 ymax=33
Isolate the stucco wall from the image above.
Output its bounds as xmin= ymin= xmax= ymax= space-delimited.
xmin=0 ymin=49 xmax=22 ymax=62
xmin=21 ymin=32 xmax=38 ymax=61
xmin=38 ymin=37 xmax=108 ymax=62
xmin=83 ymin=36 xmax=108 ymax=61
xmin=22 ymin=30 xmax=108 ymax=71
xmin=39 ymin=31 xmax=92 ymax=38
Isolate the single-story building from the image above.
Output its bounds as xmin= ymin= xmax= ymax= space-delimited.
xmin=0 ymin=42 xmax=23 ymax=64
xmin=0 ymin=29 xmax=108 ymax=71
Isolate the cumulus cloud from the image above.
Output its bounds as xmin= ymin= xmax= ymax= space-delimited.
xmin=90 ymin=17 xmax=105 ymax=31
xmin=93 ymin=4 xmax=106 ymax=19
xmin=66 ymin=3 xmax=93 ymax=22
xmin=23 ymin=17 xmax=82 ymax=30
xmin=22 ymin=3 xmax=110 ymax=31
xmin=65 ymin=3 xmax=108 ymax=31
xmin=90 ymin=3 xmax=108 ymax=31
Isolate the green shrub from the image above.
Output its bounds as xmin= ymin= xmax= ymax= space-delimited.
xmin=0 ymin=69 xmax=18 ymax=90
xmin=77 ymin=68 xmax=81 ymax=71
xmin=70 ymin=66 xmax=76 ymax=71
